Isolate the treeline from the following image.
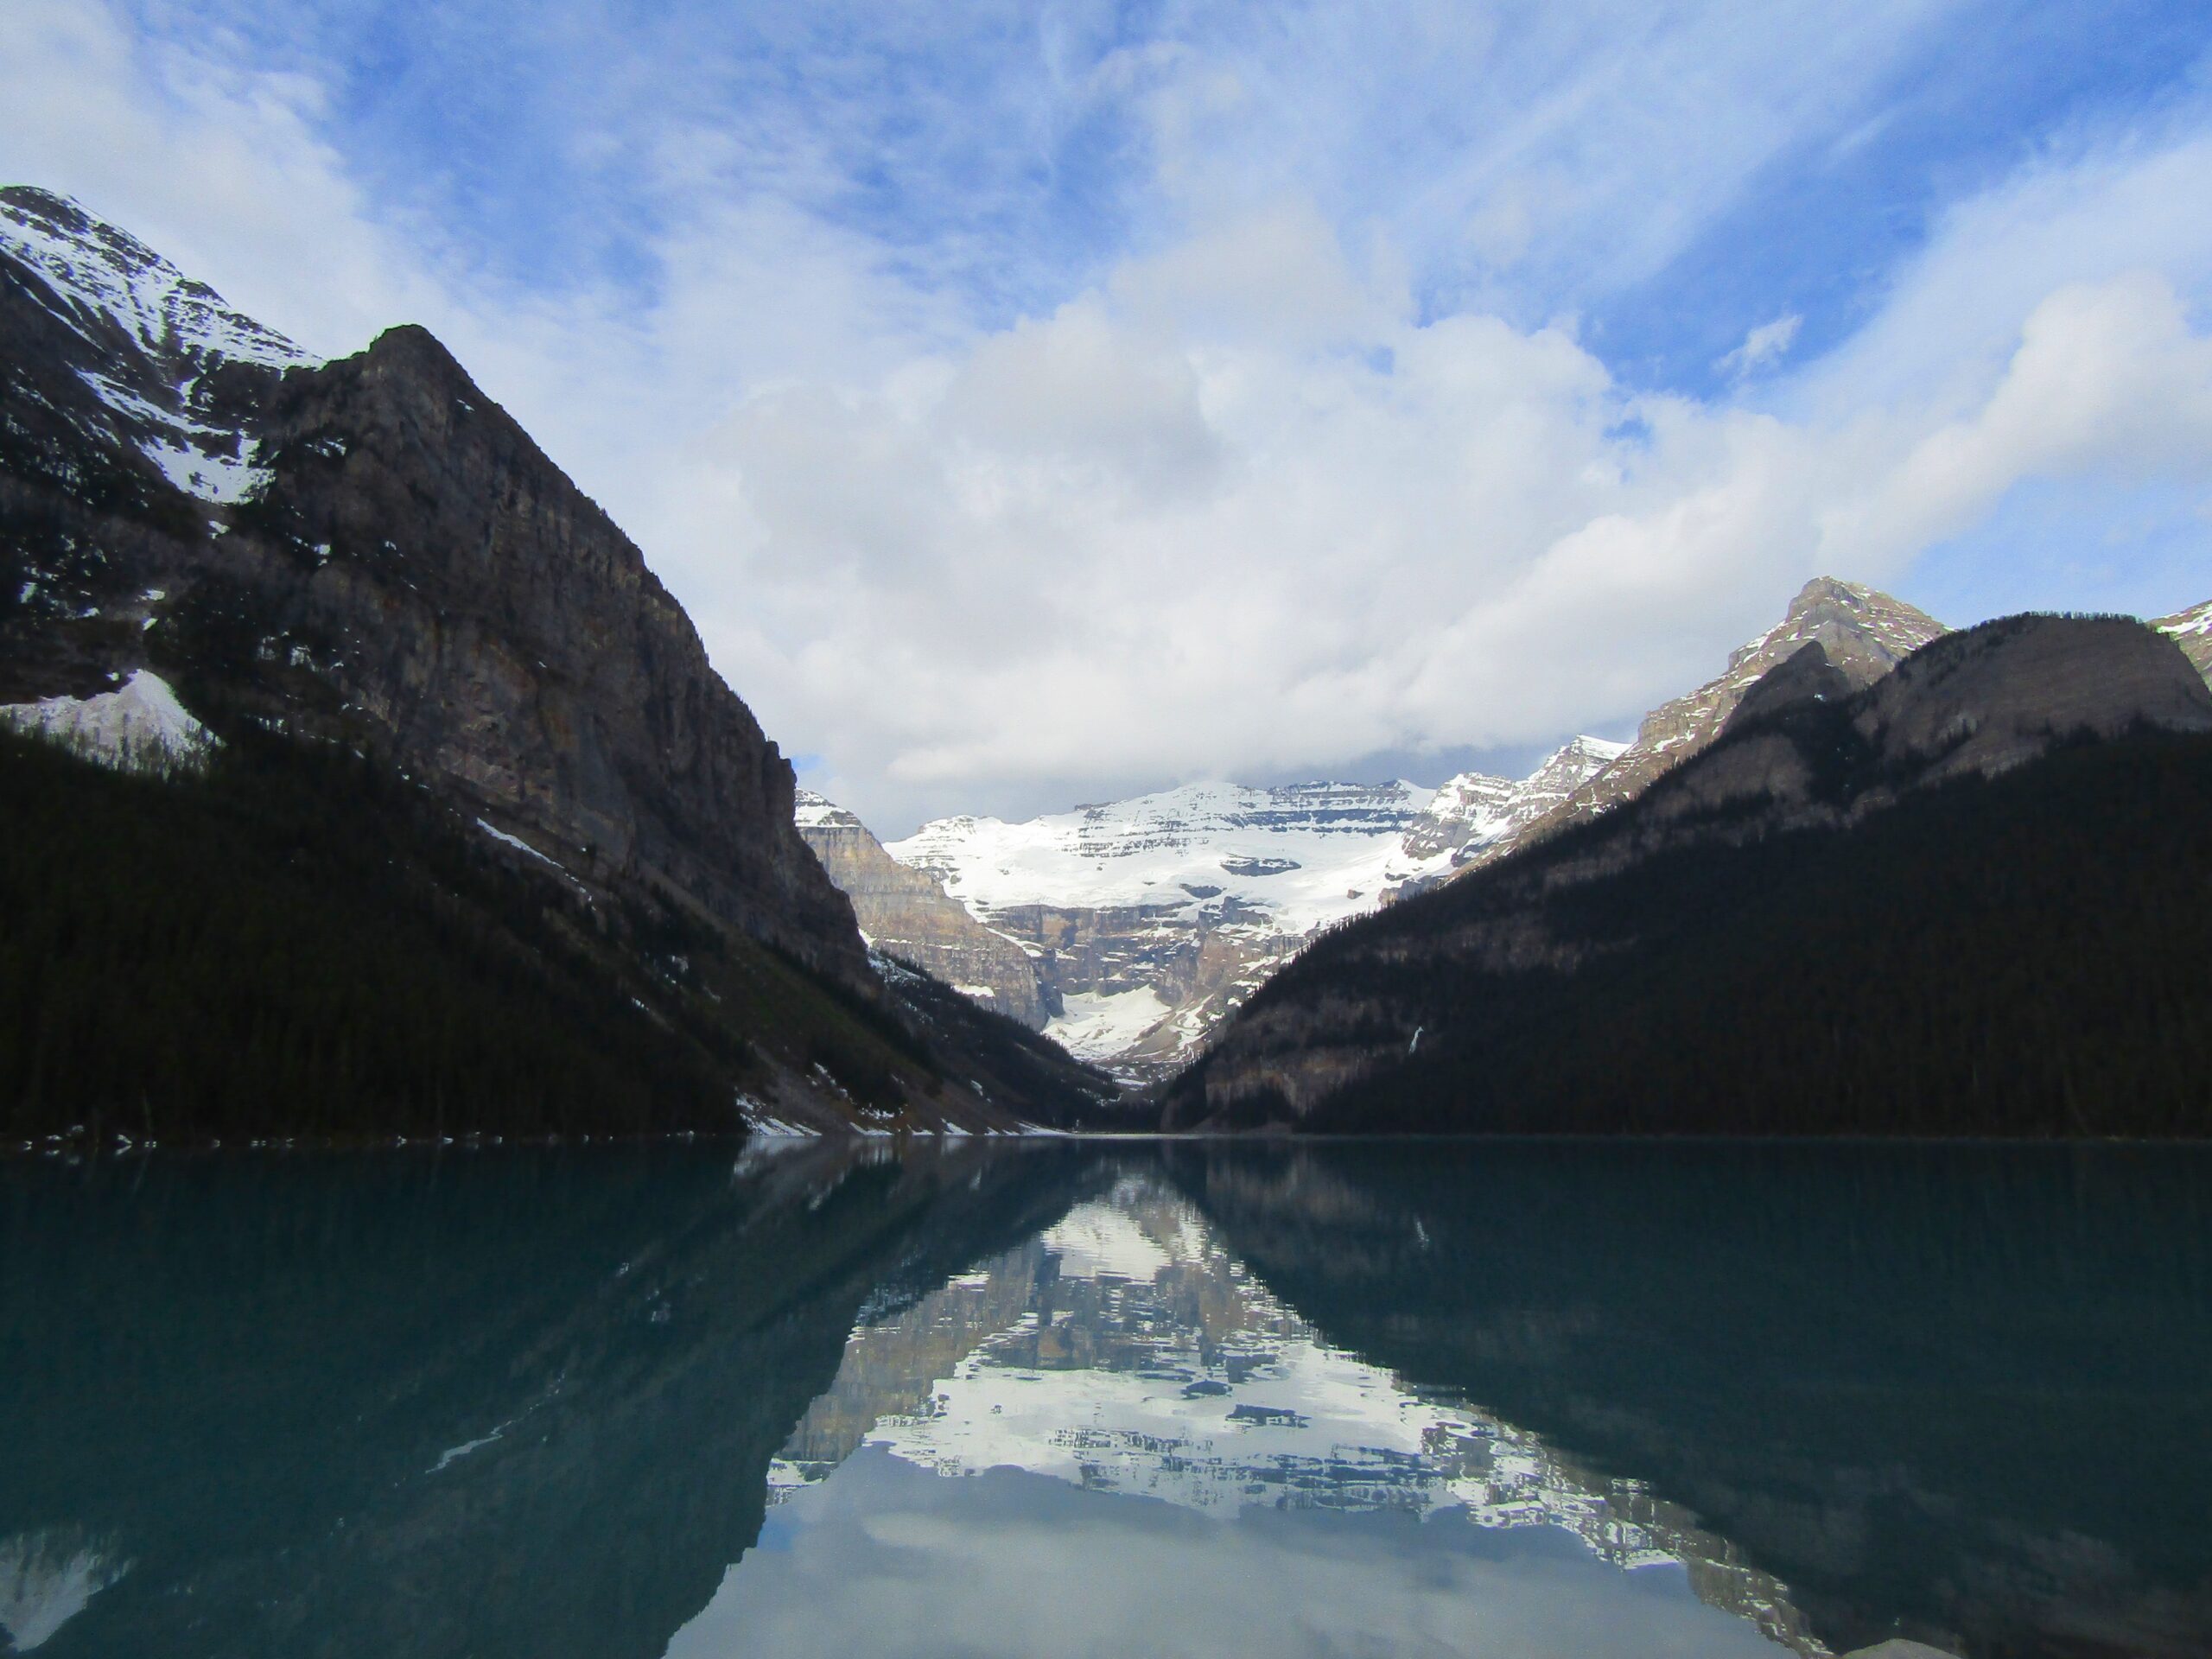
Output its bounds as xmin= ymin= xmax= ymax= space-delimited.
xmin=0 ymin=725 xmax=740 ymax=1142
xmin=1218 ymin=729 xmax=2212 ymax=1137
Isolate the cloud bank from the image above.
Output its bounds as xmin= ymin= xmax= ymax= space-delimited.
xmin=4 ymin=0 xmax=2210 ymax=830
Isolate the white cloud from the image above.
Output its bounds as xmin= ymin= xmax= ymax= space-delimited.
xmin=6 ymin=1 xmax=2212 ymax=836
xmin=1716 ymin=314 xmax=1802 ymax=381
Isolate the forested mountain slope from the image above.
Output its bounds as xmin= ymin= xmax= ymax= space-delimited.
xmin=1166 ymin=616 xmax=2212 ymax=1136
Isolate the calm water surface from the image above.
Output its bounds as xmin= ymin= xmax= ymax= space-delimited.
xmin=3 ymin=1140 xmax=2209 ymax=1658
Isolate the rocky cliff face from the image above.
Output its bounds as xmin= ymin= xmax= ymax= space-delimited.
xmin=245 ymin=325 xmax=869 ymax=983
xmin=1493 ymin=577 xmax=1949 ymax=865
xmin=795 ymin=790 xmax=1049 ymax=1028
xmin=1173 ymin=613 xmax=2212 ymax=1133
xmin=0 ymin=186 xmax=862 ymax=988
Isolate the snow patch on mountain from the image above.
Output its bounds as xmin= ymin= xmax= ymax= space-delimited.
xmin=793 ymin=787 xmax=849 ymax=830
xmin=2156 ymin=597 xmax=2212 ymax=690
xmin=1048 ymin=987 xmax=1174 ymax=1063
xmin=1 ymin=188 xmax=306 ymax=508
xmin=0 ymin=670 xmax=218 ymax=772
xmin=0 ymin=188 xmax=313 ymax=372
xmin=882 ymin=745 xmax=1627 ymax=1071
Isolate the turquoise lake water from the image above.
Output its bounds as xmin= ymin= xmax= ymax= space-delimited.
xmin=3 ymin=1139 xmax=2208 ymax=1657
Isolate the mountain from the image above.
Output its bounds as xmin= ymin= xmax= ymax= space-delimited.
xmin=1400 ymin=734 xmax=1627 ymax=866
xmin=2156 ymin=597 xmax=2212 ymax=686
xmin=869 ymin=580 xmax=1942 ymax=1076
xmin=0 ymin=187 xmax=1113 ymax=1139
xmin=793 ymin=790 xmax=1049 ymax=1028
xmin=1166 ymin=613 xmax=2212 ymax=1135
xmin=883 ymin=745 xmax=1618 ymax=1077
xmin=1485 ymin=577 xmax=1948 ymax=872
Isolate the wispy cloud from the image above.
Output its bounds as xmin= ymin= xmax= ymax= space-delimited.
xmin=1717 ymin=314 xmax=1802 ymax=381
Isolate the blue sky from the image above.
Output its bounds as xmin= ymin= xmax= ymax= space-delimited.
xmin=6 ymin=0 xmax=2212 ymax=827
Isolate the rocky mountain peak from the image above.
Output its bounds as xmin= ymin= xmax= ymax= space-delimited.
xmin=1483 ymin=576 xmax=1948 ymax=865
xmin=795 ymin=787 xmax=860 ymax=830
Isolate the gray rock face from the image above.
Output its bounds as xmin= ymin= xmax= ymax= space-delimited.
xmin=0 ymin=186 xmax=866 ymax=989
xmin=795 ymin=790 xmax=1049 ymax=1027
xmin=1509 ymin=576 xmax=1949 ymax=856
xmin=239 ymin=325 xmax=869 ymax=985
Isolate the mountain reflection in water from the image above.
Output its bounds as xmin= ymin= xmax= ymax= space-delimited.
xmin=2 ymin=1139 xmax=2208 ymax=1659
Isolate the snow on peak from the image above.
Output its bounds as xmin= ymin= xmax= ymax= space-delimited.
xmin=0 ymin=188 xmax=313 ymax=507
xmin=793 ymin=788 xmax=857 ymax=830
xmin=0 ymin=670 xmax=219 ymax=772
xmin=0 ymin=187 xmax=314 ymax=372
xmin=1403 ymin=736 xmax=1624 ymax=864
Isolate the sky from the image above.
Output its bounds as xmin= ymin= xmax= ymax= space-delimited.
xmin=3 ymin=0 xmax=2210 ymax=832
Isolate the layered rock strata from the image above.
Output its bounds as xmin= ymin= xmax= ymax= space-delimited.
xmin=795 ymin=790 xmax=1049 ymax=1028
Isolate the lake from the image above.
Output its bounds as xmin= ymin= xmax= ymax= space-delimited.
xmin=3 ymin=1139 xmax=2208 ymax=1658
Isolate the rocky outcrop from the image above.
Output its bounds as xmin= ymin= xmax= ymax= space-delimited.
xmin=1495 ymin=577 xmax=1948 ymax=864
xmin=795 ymin=790 xmax=1049 ymax=1027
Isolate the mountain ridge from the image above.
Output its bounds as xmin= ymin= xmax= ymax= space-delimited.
xmin=1167 ymin=612 xmax=2212 ymax=1135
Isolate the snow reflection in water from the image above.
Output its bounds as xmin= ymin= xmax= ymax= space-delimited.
xmin=671 ymin=1178 xmax=1821 ymax=1658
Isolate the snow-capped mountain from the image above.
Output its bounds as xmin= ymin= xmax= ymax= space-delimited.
xmin=880 ymin=749 xmax=1620 ymax=1076
xmin=0 ymin=187 xmax=315 ymax=508
xmin=861 ymin=580 xmax=1952 ymax=1073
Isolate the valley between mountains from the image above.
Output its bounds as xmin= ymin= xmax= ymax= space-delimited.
xmin=4 ymin=185 xmax=2210 ymax=1144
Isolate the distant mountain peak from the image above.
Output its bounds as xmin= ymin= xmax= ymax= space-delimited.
xmin=874 ymin=742 xmax=1629 ymax=1073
